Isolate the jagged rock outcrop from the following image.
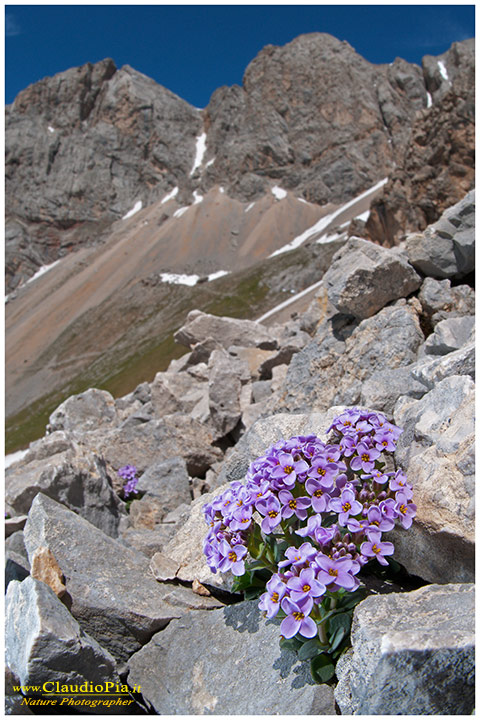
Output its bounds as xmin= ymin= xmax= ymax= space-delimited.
xmin=8 ymin=33 xmax=471 ymax=292
xmin=366 ymin=39 xmax=474 ymax=246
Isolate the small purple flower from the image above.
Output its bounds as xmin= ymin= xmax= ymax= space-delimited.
xmin=305 ymin=478 xmax=330 ymax=512
xmin=287 ymin=567 xmax=326 ymax=603
xmin=278 ymin=542 xmax=317 ymax=569
xmin=271 ymin=453 xmax=309 ymax=486
xmin=394 ymin=492 xmax=417 ymax=529
xmin=229 ymin=506 xmax=253 ymax=532
xmin=218 ymin=540 xmax=248 ymax=575
xmin=389 ymin=469 xmax=413 ymax=499
xmin=259 ymin=575 xmax=287 ymax=618
xmin=278 ymin=489 xmax=311 ymax=520
xmin=280 ymin=596 xmax=317 ymax=639
xmin=329 ymin=487 xmax=363 ymax=526
xmin=118 ymin=464 xmax=137 ymax=480
xmin=315 ymin=554 xmax=357 ymax=591
xmin=360 ymin=539 xmax=395 ymax=566
xmin=123 ymin=477 xmax=139 ymax=498
xmin=373 ymin=431 xmax=397 ymax=452
xmin=350 ymin=442 xmax=381 ymax=473
xmin=365 ymin=505 xmax=395 ymax=535
xmin=256 ymin=495 xmax=282 ymax=534
xmin=308 ymin=457 xmax=337 ymax=489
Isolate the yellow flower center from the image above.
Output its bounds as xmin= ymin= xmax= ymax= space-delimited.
xmin=284 ymin=465 xmax=293 ymax=474
xmin=268 ymin=510 xmax=278 ymax=518
xmin=289 ymin=499 xmax=297 ymax=509
xmin=271 ymin=592 xmax=279 ymax=603
xmin=302 ymin=584 xmax=311 ymax=593
xmin=342 ymin=502 xmax=351 ymax=512
xmin=228 ymin=551 xmax=237 ymax=562
xmin=293 ymin=611 xmax=305 ymax=621
xmin=328 ymin=568 xmax=338 ymax=577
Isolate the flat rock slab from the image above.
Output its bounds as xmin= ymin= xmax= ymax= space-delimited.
xmin=334 ymin=583 xmax=475 ymax=715
xmin=174 ymin=310 xmax=278 ymax=350
xmin=6 ymin=577 xmax=119 ymax=687
xmin=128 ymin=600 xmax=335 ymax=715
xmin=23 ymin=494 xmax=223 ymax=663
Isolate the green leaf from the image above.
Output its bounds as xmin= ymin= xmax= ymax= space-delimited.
xmin=338 ymin=588 xmax=367 ymax=610
xmin=310 ymin=653 xmax=335 ymax=683
xmin=298 ymin=638 xmax=323 ymax=661
xmin=328 ymin=612 xmax=351 ymax=635
xmin=279 ymin=636 xmax=303 ymax=652
xmin=329 ymin=626 xmax=346 ymax=652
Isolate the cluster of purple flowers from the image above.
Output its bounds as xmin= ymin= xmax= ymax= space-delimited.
xmin=118 ymin=464 xmax=139 ymax=498
xmin=203 ymin=407 xmax=416 ymax=640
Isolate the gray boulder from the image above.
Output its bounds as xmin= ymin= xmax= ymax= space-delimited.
xmin=136 ymin=456 xmax=192 ymax=519
xmin=323 ymin=237 xmax=421 ymax=319
xmin=418 ymin=277 xmax=475 ymax=326
xmin=23 ymin=494 xmax=222 ymax=662
xmin=48 ymin=388 xmax=118 ymax=434
xmin=393 ymin=375 xmax=475 ymax=583
xmin=334 ymin=583 xmax=474 ymax=715
xmin=5 ymin=445 xmax=125 ymax=537
xmin=6 ymin=577 xmax=119 ymax=687
xmin=405 ymin=190 xmax=475 ymax=279
xmin=411 ymin=341 xmax=475 ymax=390
xmin=424 ymin=315 xmax=475 ymax=355
xmin=174 ymin=310 xmax=277 ymax=350
xmin=127 ymin=600 xmax=335 ymax=715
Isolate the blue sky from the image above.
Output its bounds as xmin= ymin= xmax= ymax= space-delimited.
xmin=5 ymin=5 xmax=475 ymax=107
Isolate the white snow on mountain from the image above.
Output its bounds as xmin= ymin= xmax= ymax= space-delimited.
xmin=245 ymin=202 xmax=255 ymax=213
xmin=48 ymin=126 xmax=55 ymax=133
xmin=173 ymin=206 xmax=189 ymax=218
xmin=438 ymin=60 xmax=449 ymax=81
xmin=271 ymin=186 xmax=287 ymax=200
xmin=190 ymin=132 xmax=207 ymax=175
xmin=208 ymin=270 xmax=229 ymax=281
xmin=193 ymin=190 xmax=203 ymax=205
xmin=270 ymin=178 xmax=387 ymax=257
xmin=161 ymin=187 xmax=179 ymax=204
xmin=160 ymin=273 xmax=199 ymax=286
xmin=5 ymin=448 xmax=29 ymax=468
xmin=426 ymin=92 xmax=433 ymax=108
xmin=122 ymin=201 xmax=142 ymax=220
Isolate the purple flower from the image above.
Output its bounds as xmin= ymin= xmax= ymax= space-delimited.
xmin=278 ymin=489 xmax=311 ymax=520
xmin=305 ymin=478 xmax=330 ymax=512
xmin=365 ymin=505 xmax=395 ymax=535
xmin=229 ymin=506 xmax=253 ymax=532
xmin=259 ymin=575 xmax=287 ymax=618
xmin=308 ymin=457 xmax=337 ymax=489
xmin=394 ymin=492 xmax=417 ymax=529
xmin=350 ymin=442 xmax=381 ymax=473
xmin=389 ymin=469 xmax=413 ymax=499
xmin=287 ymin=567 xmax=326 ymax=603
xmin=328 ymin=408 xmax=361 ymax=434
xmin=373 ymin=431 xmax=397 ymax=452
xmin=280 ymin=596 xmax=317 ymax=639
xmin=118 ymin=464 xmax=137 ymax=480
xmin=270 ymin=453 xmax=309 ymax=486
xmin=256 ymin=495 xmax=282 ymax=534
xmin=278 ymin=542 xmax=317 ymax=569
xmin=315 ymin=554 xmax=357 ymax=591
xmin=329 ymin=487 xmax=363 ymax=526
xmin=218 ymin=540 xmax=248 ymax=575
xmin=360 ymin=539 xmax=395 ymax=566
xmin=123 ymin=477 xmax=139 ymax=498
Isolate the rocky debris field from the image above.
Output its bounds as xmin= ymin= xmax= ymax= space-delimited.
xmin=5 ymin=191 xmax=475 ymax=715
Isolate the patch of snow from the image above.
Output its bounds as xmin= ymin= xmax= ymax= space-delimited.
xmin=122 ymin=201 xmax=142 ymax=220
xmin=317 ymin=230 xmax=348 ymax=244
xmin=205 ymin=158 xmax=215 ymax=168
xmin=193 ymin=190 xmax=203 ymax=205
xmin=219 ymin=187 xmax=225 ymax=194
xmin=48 ymin=126 xmax=55 ymax=133
xmin=26 ymin=260 xmax=61 ymax=285
xmin=355 ymin=210 xmax=370 ymax=222
xmin=270 ymin=178 xmax=388 ymax=257
xmin=190 ymin=132 xmax=207 ymax=176
xmin=5 ymin=448 xmax=29 ymax=468
xmin=257 ymin=278 xmax=324 ymax=323
xmin=297 ymin=198 xmax=308 ymax=204
xmin=438 ymin=60 xmax=449 ymax=81
xmin=159 ymin=273 xmax=199 ymax=286
xmin=272 ymin=186 xmax=287 ymax=200
xmin=161 ymin=187 xmax=178 ymax=204
xmin=426 ymin=92 xmax=433 ymax=108
xmin=208 ymin=270 xmax=229 ymax=281
xmin=245 ymin=202 xmax=255 ymax=213
xmin=173 ymin=207 xmax=189 ymax=219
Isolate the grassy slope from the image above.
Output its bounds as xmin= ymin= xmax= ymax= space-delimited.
xmin=6 ymin=241 xmax=339 ymax=453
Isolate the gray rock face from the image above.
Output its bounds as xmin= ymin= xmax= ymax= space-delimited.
xmin=412 ymin=341 xmax=475 ymax=390
xmin=6 ymin=60 xmax=202 ymax=291
xmin=174 ymin=310 xmax=277 ymax=351
xmin=5 ymin=445 xmax=125 ymax=537
xmin=360 ymin=365 xmax=427 ymax=415
xmin=272 ymin=299 xmax=424 ymax=414
xmin=405 ymin=190 xmax=475 ymax=279
xmin=6 ymin=577 xmax=119 ymax=687
xmin=424 ymin=315 xmax=474 ymax=355
xmin=393 ymin=375 xmax=475 ymax=583
xmin=127 ymin=600 xmax=335 ymax=715
xmin=23 ymin=494 xmax=221 ymax=662
xmin=323 ymin=237 xmax=421 ymax=319
xmin=418 ymin=277 xmax=475 ymax=326
xmin=334 ymin=583 xmax=475 ymax=715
